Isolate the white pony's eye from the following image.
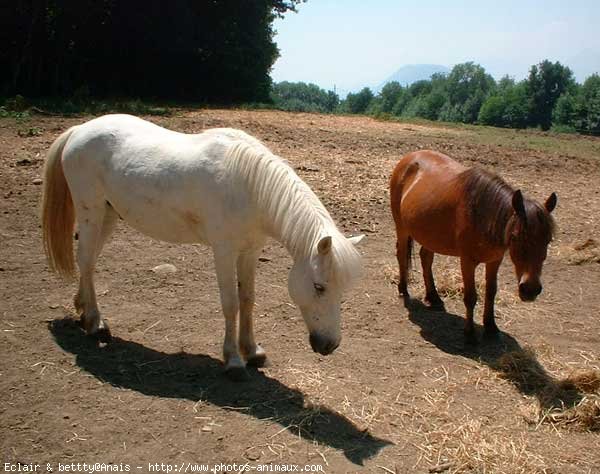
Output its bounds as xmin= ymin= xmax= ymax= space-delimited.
xmin=314 ymin=283 xmax=326 ymax=295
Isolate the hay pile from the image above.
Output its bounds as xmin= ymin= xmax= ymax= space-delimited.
xmin=496 ymin=347 xmax=600 ymax=431
xmin=562 ymin=238 xmax=600 ymax=265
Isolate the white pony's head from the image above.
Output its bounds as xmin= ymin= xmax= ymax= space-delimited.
xmin=288 ymin=233 xmax=364 ymax=355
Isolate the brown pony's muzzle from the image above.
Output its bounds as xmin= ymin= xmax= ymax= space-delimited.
xmin=518 ymin=281 xmax=542 ymax=301
xmin=309 ymin=333 xmax=339 ymax=355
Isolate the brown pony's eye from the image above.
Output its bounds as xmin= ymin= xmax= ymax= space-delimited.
xmin=314 ymin=283 xmax=325 ymax=295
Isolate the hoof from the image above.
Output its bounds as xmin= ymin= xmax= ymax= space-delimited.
xmin=78 ymin=314 xmax=93 ymax=332
xmin=483 ymin=327 xmax=501 ymax=341
xmin=400 ymin=294 xmax=412 ymax=309
xmin=464 ymin=331 xmax=478 ymax=347
xmin=424 ymin=299 xmax=445 ymax=312
xmin=246 ymin=352 xmax=269 ymax=368
xmin=93 ymin=326 xmax=113 ymax=344
xmin=225 ymin=366 xmax=251 ymax=382
xmin=80 ymin=315 xmax=112 ymax=343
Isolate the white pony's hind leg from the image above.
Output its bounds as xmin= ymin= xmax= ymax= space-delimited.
xmin=98 ymin=203 xmax=119 ymax=249
xmin=75 ymin=203 xmax=117 ymax=341
xmin=213 ymin=246 xmax=248 ymax=381
xmin=237 ymin=250 xmax=267 ymax=367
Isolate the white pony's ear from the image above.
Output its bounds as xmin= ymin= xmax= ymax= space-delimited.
xmin=317 ymin=236 xmax=332 ymax=255
xmin=347 ymin=234 xmax=365 ymax=246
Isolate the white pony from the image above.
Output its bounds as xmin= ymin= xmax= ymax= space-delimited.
xmin=42 ymin=114 xmax=364 ymax=380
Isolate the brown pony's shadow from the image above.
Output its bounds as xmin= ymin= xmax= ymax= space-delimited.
xmin=405 ymin=299 xmax=584 ymax=412
xmin=49 ymin=317 xmax=391 ymax=465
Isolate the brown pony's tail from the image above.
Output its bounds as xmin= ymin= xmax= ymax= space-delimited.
xmin=406 ymin=236 xmax=414 ymax=270
xmin=42 ymin=127 xmax=77 ymax=279
xmin=390 ymin=159 xmax=414 ymax=270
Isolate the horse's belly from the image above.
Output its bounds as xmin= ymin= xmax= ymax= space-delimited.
xmin=409 ymin=228 xmax=460 ymax=256
xmin=401 ymin=200 xmax=461 ymax=256
xmin=111 ymin=199 xmax=209 ymax=244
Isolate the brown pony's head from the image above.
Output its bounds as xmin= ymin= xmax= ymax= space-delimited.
xmin=506 ymin=190 xmax=557 ymax=301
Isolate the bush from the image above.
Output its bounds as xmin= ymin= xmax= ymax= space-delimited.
xmin=271 ymin=81 xmax=339 ymax=113
xmin=344 ymin=87 xmax=374 ymax=114
xmin=478 ymin=82 xmax=529 ymax=128
xmin=550 ymin=124 xmax=577 ymax=134
xmin=379 ymin=82 xmax=404 ymax=113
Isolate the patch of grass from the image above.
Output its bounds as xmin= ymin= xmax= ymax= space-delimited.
xmin=370 ymin=113 xmax=600 ymax=161
xmin=0 ymin=106 xmax=31 ymax=120
xmin=17 ymin=126 xmax=43 ymax=137
xmin=35 ymin=97 xmax=172 ymax=116
xmin=238 ymin=101 xmax=277 ymax=111
xmin=465 ymin=125 xmax=600 ymax=161
xmin=550 ymin=124 xmax=578 ymax=134
xmin=1 ymin=95 xmax=173 ymax=118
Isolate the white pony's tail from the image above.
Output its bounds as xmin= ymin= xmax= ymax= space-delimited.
xmin=42 ymin=127 xmax=77 ymax=279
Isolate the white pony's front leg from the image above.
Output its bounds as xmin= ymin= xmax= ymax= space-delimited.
xmin=237 ymin=250 xmax=267 ymax=367
xmin=213 ymin=246 xmax=247 ymax=381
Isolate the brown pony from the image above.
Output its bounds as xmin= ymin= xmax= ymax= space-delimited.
xmin=390 ymin=150 xmax=557 ymax=342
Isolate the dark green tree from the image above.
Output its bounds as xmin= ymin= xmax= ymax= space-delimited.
xmin=552 ymin=92 xmax=580 ymax=130
xmin=526 ymin=60 xmax=576 ymax=130
xmin=580 ymin=74 xmax=600 ymax=134
xmin=479 ymin=80 xmax=529 ymax=128
xmin=379 ymin=81 xmax=404 ymax=113
xmin=271 ymin=81 xmax=338 ymax=112
xmin=399 ymin=80 xmax=434 ymax=118
xmin=439 ymin=62 xmax=495 ymax=123
xmin=344 ymin=87 xmax=374 ymax=114
xmin=1 ymin=0 xmax=303 ymax=102
xmin=478 ymin=96 xmax=506 ymax=126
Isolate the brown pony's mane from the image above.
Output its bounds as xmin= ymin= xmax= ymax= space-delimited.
xmin=459 ymin=167 xmax=555 ymax=246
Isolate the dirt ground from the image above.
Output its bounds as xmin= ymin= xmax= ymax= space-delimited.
xmin=1 ymin=109 xmax=599 ymax=473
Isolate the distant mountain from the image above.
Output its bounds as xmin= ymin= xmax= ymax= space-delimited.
xmin=375 ymin=64 xmax=450 ymax=92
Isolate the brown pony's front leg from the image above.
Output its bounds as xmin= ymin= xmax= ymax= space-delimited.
xmin=483 ymin=259 xmax=502 ymax=338
xmin=460 ymin=257 xmax=478 ymax=343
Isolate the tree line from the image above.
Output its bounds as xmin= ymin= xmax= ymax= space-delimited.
xmin=1 ymin=0 xmax=302 ymax=103
xmin=2 ymin=3 xmax=598 ymax=135
xmin=272 ymin=61 xmax=600 ymax=135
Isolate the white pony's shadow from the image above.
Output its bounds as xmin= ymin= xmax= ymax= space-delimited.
xmin=49 ymin=317 xmax=392 ymax=465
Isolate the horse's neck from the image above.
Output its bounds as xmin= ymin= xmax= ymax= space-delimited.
xmin=237 ymin=147 xmax=333 ymax=261
xmin=263 ymin=191 xmax=333 ymax=261
xmin=468 ymin=183 xmax=514 ymax=247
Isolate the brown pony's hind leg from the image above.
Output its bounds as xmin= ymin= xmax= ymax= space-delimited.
xmin=483 ymin=259 xmax=502 ymax=339
xmin=419 ymin=247 xmax=444 ymax=311
xmin=460 ymin=257 xmax=478 ymax=344
xmin=395 ymin=233 xmax=412 ymax=307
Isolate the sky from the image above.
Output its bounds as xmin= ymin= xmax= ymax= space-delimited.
xmin=271 ymin=0 xmax=600 ymax=93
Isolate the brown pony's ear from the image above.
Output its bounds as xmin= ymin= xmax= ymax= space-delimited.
xmin=512 ymin=190 xmax=526 ymax=219
xmin=545 ymin=192 xmax=557 ymax=213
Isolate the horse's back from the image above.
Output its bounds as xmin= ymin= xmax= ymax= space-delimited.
xmin=59 ymin=115 xmax=259 ymax=245
xmin=390 ymin=150 xmax=467 ymax=256
xmin=390 ymin=150 xmax=465 ymax=209
xmin=68 ymin=114 xmax=175 ymax=148
xmin=391 ymin=150 xmax=464 ymax=185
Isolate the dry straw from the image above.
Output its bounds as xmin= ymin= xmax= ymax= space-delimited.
xmin=495 ymin=347 xmax=600 ymax=431
xmin=559 ymin=238 xmax=600 ymax=265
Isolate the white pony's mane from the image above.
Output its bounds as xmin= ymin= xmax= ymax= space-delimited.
xmin=222 ymin=132 xmax=362 ymax=289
